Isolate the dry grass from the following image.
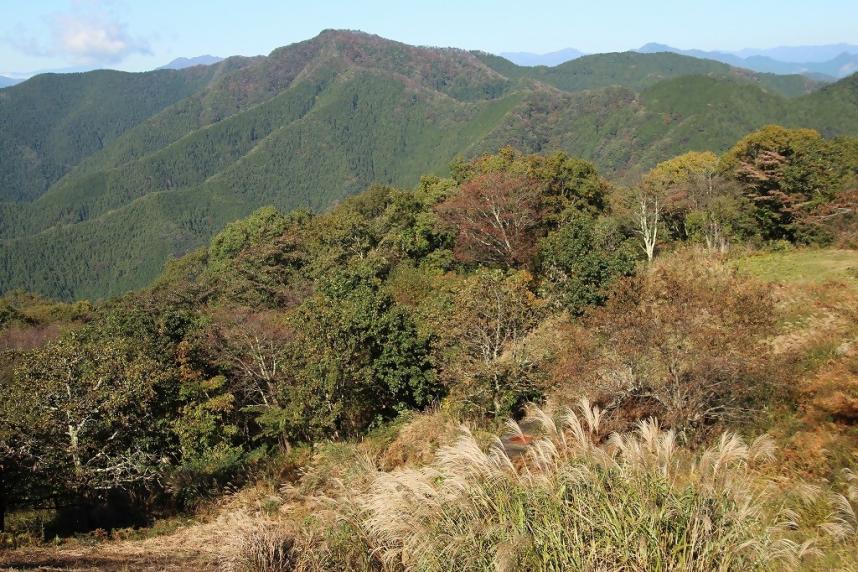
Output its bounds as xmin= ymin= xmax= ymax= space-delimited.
xmin=351 ymin=401 xmax=857 ymax=571
xmin=0 ymin=486 xmax=281 ymax=571
xmin=7 ymin=404 xmax=857 ymax=571
xmin=221 ymin=516 xmax=295 ymax=572
xmin=9 ymin=250 xmax=858 ymax=570
xmin=377 ymin=409 xmax=459 ymax=470
xmin=747 ymin=255 xmax=858 ymax=483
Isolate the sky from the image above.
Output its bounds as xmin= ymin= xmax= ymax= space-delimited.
xmin=2 ymin=0 xmax=858 ymax=76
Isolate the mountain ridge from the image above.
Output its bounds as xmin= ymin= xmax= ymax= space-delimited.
xmin=0 ymin=75 xmax=22 ymax=88
xmin=637 ymin=42 xmax=858 ymax=79
xmin=496 ymin=42 xmax=858 ymax=78
xmin=500 ymin=48 xmax=586 ymax=66
xmin=1 ymin=29 xmax=857 ymax=300
xmin=158 ymin=55 xmax=225 ymax=70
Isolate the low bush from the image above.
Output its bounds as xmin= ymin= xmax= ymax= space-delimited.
xmin=225 ymin=519 xmax=295 ymax=572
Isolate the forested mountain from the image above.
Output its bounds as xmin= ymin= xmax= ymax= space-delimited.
xmin=0 ymin=57 xmax=258 ymax=202
xmin=1 ymin=29 xmax=857 ymax=300
xmin=475 ymin=50 xmax=824 ymax=96
xmin=502 ymin=42 xmax=858 ymax=77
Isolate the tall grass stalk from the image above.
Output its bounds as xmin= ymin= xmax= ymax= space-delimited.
xmin=359 ymin=400 xmax=854 ymax=571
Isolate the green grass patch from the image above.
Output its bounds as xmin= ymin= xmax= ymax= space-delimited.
xmin=734 ymin=249 xmax=858 ymax=286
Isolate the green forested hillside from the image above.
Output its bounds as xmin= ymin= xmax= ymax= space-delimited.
xmin=3 ymin=136 xmax=858 ymax=568
xmin=794 ymin=72 xmax=858 ymax=133
xmin=1 ymin=30 xmax=857 ymax=300
xmin=474 ymin=50 xmax=823 ymax=97
xmin=0 ymin=58 xmax=258 ymax=202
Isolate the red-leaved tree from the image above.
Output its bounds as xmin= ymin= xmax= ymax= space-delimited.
xmin=436 ymin=172 xmax=543 ymax=267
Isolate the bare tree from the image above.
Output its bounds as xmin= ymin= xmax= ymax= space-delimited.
xmin=634 ymin=186 xmax=662 ymax=262
xmin=636 ymin=151 xmax=741 ymax=257
xmin=212 ymin=310 xmax=292 ymax=410
xmin=684 ymin=167 xmax=736 ymax=253
xmin=444 ymin=270 xmax=543 ymax=416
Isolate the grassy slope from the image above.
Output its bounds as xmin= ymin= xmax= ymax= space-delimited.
xmin=735 ymin=249 xmax=858 ymax=287
xmin=3 ymin=248 xmax=858 ymax=569
xmin=734 ymin=249 xmax=858 ymax=493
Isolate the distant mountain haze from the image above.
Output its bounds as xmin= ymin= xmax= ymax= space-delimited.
xmin=1 ymin=30 xmax=856 ymax=300
xmin=735 ymin=43 xmax=858 ymax=62
xmin=1 ymin=65 xmax=102 ymax=79
xmin=0 ymin=57 xmax=227 ymax=82
xmin=499 ymin=48 xmax=586 ymax=66
xmin=0 ymin=75 xmax=22 ymax=88
xmin=497 ymin=43 xmax=858 ymax=78
xmin=636 ymin=43 xmax=858 ymax=79
xmin=158 ymin=55 xmax=226 ymax=70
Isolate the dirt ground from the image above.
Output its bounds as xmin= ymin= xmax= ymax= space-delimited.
xmin=0 ymin=508 xmax=260 ymax=571
xmin=0 ymin=547 xmax=214 ymax=571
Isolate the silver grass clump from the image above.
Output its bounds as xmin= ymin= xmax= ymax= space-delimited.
xmin=222 ymin=516 xmax=295 ymax=572
xmin=356 ymin=400 xmax=856 ymax=571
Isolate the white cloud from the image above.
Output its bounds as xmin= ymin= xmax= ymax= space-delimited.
xmin=51 ymin=10 xmax=149 ymax=64
xmin=6 ymin=1 xmax=150 ymax=65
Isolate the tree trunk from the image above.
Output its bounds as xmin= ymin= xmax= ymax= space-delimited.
xmin=638 ymin=195 xmax=659 ymax=262
xmin=0 ymin=491 xmax=6 ymax=533
xmin=493 ymin=373 xmax=502 ymax=418
xmin=68 ymin=424 xmax=82 ymax=477
xmin=0 ymin=469 xmax=7 ymax=533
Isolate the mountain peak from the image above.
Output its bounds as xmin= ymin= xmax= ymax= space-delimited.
xmin=638 ymin=43 xmax=676 ymax=53
xmin=259 ymin=29 xmax=509 ymax=102
xmin=499 ymin=48 xmax=586 ymax=67
xmin=158 ymin=55 xmax=224 ymax=70
xmin=316 ymin=28 xmax=375 ymax=40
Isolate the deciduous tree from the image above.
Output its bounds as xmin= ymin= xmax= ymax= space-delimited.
xmin=443 ymin=269 xmax=544 ymax=416
xmin=721 ymin=125 xmax=856 ymax=241
xmin=6 ymin=331 xmax=172 ymax=505
xmin=436 ymin=171 xmax=543 ymax=267
xmin=537 ymin=215 xmax=638 ymax=314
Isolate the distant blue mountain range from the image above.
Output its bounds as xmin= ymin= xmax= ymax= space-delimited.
xmin=499 ymin=48 xmax=585 ymax=66
xmin=157 ymin=55 xmax=224 ymax=70
xmin=501 ymin=43 xmax=858 ymax=79
xmin=0 ymin=75 xmax=23 ymax=88
xmin=1 ymin=55 xmax=225 ymax=86
xmin=734 ymin=43 xmax=858 ymax=63
xmin=636 ymin=43 xmax=858 ymax=79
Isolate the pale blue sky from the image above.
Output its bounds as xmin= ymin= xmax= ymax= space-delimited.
xmin=2 ymin=0 xmax=857 ymax=75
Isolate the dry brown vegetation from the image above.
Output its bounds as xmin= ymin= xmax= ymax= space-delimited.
xmin=4 ymin=248 xmax=858 ymax=570
xmin=208 ymin=403 xmax=858 ymax=571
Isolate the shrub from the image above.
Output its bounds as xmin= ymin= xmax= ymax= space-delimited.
xmin=227 ymin=520 xmax=295 ymax=572
xmin=536 ymin=214 xmax=638 ymax=314
xmin=554 ymin=251 xmax=778 ymax=436
xmin=440 ymin=269 xmax=545 ymax=418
